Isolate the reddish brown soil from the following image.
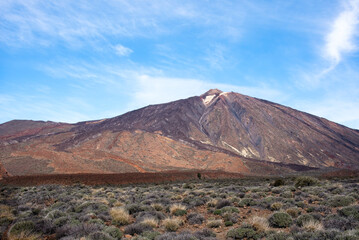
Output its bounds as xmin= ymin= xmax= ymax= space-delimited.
xmin=0 ymin=170 xmax=244 ymax=186
xmin=320 ymin=169 xmax=359 ymax=178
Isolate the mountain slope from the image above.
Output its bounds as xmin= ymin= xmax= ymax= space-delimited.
xmin=0 ymin=89 xmax=358 ymax=176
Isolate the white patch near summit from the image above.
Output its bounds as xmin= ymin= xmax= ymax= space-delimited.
xmin=203 ymin=94 xmax=216 ymax=105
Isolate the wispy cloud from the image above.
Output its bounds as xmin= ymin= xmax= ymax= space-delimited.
xmin=113 ymin=44 xmax=133 ymax=56
xmin=322 ymin=0 xmax=359 ymax=73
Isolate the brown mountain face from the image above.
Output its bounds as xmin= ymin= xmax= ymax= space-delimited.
xmin=0 ymin=89 xmax=358 ymax=176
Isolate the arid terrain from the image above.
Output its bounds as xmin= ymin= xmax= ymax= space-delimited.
xmin=1 ymin=174 xmax=359 ymax=240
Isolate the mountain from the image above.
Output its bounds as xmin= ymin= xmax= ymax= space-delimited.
xmin=0 ymin=89 xmax=358 ymax=176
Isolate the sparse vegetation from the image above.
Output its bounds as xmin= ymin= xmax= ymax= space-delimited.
xmin=1 ymin=175 xmax=358 ymax=239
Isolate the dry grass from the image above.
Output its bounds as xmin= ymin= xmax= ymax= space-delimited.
xmin=302 ymin=220 xmax=323 ymax=232
xmin=207 ymin=199 xmax=218 ymax=207
xmin=110 ymin=207 xmax=130 ymax=225
xmin=169 ymin=203 xmax=186 ymax=214
xmin=162 ymin=217 xmax=182 ymax=232
xmin=113 ymin=201 xmax=124 ymax=207
xmin=8 ymin=231 xmax=41 ymax=240
xmin=0 ymin=204 xmax=15 ymax=220
xmin=151 ymin=203 xmax=164 ymax=211
xmin=141 ymin=217 xmax=158 ymax=228
xmin=207 ymin=219 xmax=223 ymax=228
xmin=248 ymin=216 xmax=270 ymax=232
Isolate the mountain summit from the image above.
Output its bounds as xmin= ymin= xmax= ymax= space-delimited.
xmin=1 ymin=89 xmax=358 ymax=176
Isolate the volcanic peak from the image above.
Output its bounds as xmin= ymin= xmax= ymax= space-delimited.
xmin=200 ymin=88 xmax=223 ymax=97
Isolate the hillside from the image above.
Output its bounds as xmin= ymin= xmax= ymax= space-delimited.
xmin=0 ymin=89 xmax=358 ymax=176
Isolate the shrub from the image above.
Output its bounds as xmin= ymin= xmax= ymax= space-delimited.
xmin=104 ymin=226 xmax=123 ymax=239
xmin=323 ymin=214 xmax=355 ymax=231
xmin=162 ymin=218 xmax=181 ymax=232
xmin=126 ymin=204 xmax=145 ymax=215
xmin=45 ymin=210 xmax=66 ymax=219
xmin=286 ymin=207 xmax=301 ymax=218
xmin=296 ymin=214 xmax=315 ymax=227
xmin=225 ymin=221 xmax=234 ymax=226
xmin=124 ymin=223 xmax=152 ymax=235
xmin=141 ymin=231 xmax=161 ymax=240
xmin=221 ymin=206 xmax=239 ymax=214
xmin=206 ymin=219 xmax=222 ymax=228
xmin=170 ymin=204 xmax=187 ymax=216
xmin=187 ymin=213 xmax=205 ymax=225
xmin=328 ymin=196 xmax=355 ymax=207
xmin=249 ymin=216 xmax=269 ymax=232
xmin=55 ymin=223 xmax=102 ymax=239
xmin=9 ymin=221 xmax=35 ymax=237
xmin=294 ymin=176 xmax=318 ymax=188
xmin=271 ymin=179 xmax=285 ymax=187
xmin=238 ymin=198 xmax=255 ymax=207
xmin=270 ymin=202 xmax=283 ymax=211
xmin=266 ymin=232 xmax=291 ymax=240
xmin=213 ymin=209 xmax=222 ymax=215
xmin=194 ymin=228 xmax=216 ymax=239
xmin=227 ymin=225 xmax=260 ymax=239
xmin=338 ymin=205 xmax=359 ymax=220
xmin=268 ymin=212 xmax=292 ymax=228
xmin=88 ymin=231 xmax=114 ymax=240
xmin=302 ymin=220 xmax=323 ymax=232
xmin=223 ymin=212 xmax=239 ymax=224
xmin=216 ymin=199 xmax=232 ymax=209
xmin=140 ymin=217 xmax=158 ymax=228
xmin=8 ymin=231 xmax=41 ymax=240
xmin=110 ymin=207 xmax=130 ymax=226
xmin=150 ymin=203 xmax=164 ymax=211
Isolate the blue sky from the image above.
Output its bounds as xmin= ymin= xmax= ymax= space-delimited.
xmin=1 ymin=0 xmax=359 ymax=129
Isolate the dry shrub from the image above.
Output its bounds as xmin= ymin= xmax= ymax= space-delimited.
xmin=8 ymin=231 xmax=41 ymax=240
xmin=110 ymin=207 xmax=130 ymax=225
xmin=162 ymin=218 xmax=182 ymax=232
xmin=206 ymin=219 xmax=223 ymax=228
xmin=141 ymin=217 xmax=158 ymax=228
xmin=151 ymin=203 xmax=164 ymax=211
xmin=170 ymin=204 xmax=187 ymax=215
xmin=302 ymin=220 xmax=323 ymax=232
xmin=249 ymin=216 xmax=269 ymax=232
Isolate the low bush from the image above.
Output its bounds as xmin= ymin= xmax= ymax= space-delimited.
xmin=323 ymin=214 xmax=357 ymax=231
xmin=88 ymin=231 xmax=114 ymax=240
xmin=170 ymin=204 xmax=187 ymax=216
xmin=162 ymin=218 xmax=181 ymax=232
xmin=194 ymin=228 xmax=216 ymax=239
xmin=294 ymin=176 xmax=318 ymax=188
xmin=206 ymin=219 xmax=222 ymax=228
xmin=216 ymin=199 xmax=232 ymax=209
xmin=104 ymin=226 xmax=123 ymax=239
xmin=286 ymin=207 xmax=301 ymax=218
xmin=124 ymin=223 xmax=152 ymax=235
xmin=268 ymin=212 xmax=292 ymax=228
xmin=328 ymin=195 xmax=355 ymax=207
xmin=9 ymin=221 xmax=36 ymax=237
xmin=270 ymin=202 xmax=283 ymax=211
xmin=302 ymin=219 xmax=323 ymax=232
xmin=187 ymin=213 xmax=205 ymax=225
xmin=227 ymin=224 xmax=261 ymax=239
xmin=296 ymin=214 xmax=315 ymax=227
xmin=249 ymin=216 xmax=269 ymax=232
xmin=140 ymin=217 xmax=158 ymax=228
xmin=271 ymin=178 xmax=285 ymax=187
xmin=338 ymin=205 xmax=359 ymax=220
xmin=110 ymin=207 xmax=130 ymax=226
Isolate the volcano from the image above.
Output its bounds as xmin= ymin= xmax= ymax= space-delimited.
xmin=1 ymin=89 xmax=358 ymax=176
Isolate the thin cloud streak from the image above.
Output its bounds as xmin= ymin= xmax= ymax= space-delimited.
xmin=322 ymin=0 xmax=359 ymax=72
